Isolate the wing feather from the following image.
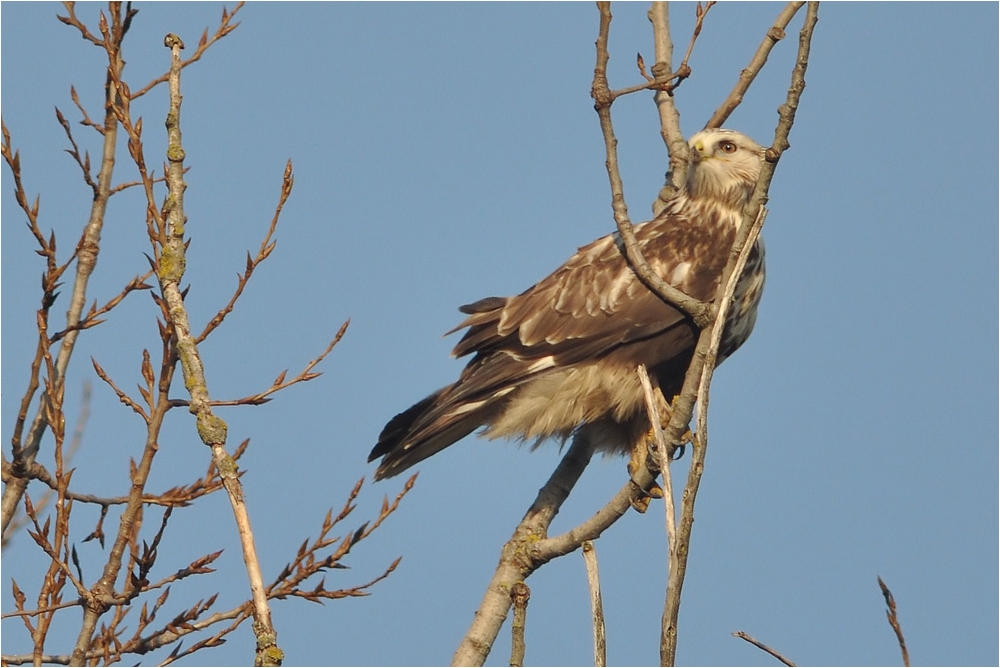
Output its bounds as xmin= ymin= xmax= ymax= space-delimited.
xmin=452 ymin=211 xmax=731 ymax=363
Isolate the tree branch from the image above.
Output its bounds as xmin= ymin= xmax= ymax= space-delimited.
xmin=660 ymin=206 xmax=766 ymax=665
xmin=591 ymin=2 xmax=714 ymax=329
xmin=451 ymin=437 xmax=596 ymax=666
xmin=648 ymin=2 xmax=689 ymax=213
xmin=659 ymin=5 xmax=818 ymax=663
xmin=704 ymin=2 xmax=806 ymax=129
xmin=128 ymin=3 xmax=244 ymax=99
xmin=733 ymin=630 xmax=796 ymax=667
xmin=877 ymin=576 xmax=910 ymax=667
xmin=508 ymin=582 xmax=529 ymax=667
xmin=2 ymin=0 xmax=124 ymax=537
xmin=153 ymin=33 xmax=281 ymax=666
xmin=196 ymin=160 xmax=293 ymax=344
xmin=582 ymin=541 xmax=607 ymax=667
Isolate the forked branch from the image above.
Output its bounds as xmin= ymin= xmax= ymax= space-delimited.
xmin=592 ymin=2 xmax=714 ymax=329
xmin=129 ymin=3 xmax=244 ymax=99
xmin=660 ymin=4 xmax=818 ymax=664
xmin=454 ymin=5 xmax=817 ymax=663
xmin=153 ymin=34 xmax=281 ymax=666
xmin=705 ymin=2 xmax=806 ymax=129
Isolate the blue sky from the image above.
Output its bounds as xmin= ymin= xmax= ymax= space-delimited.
xmin=2 ymin=3 xmax=997 ymax=666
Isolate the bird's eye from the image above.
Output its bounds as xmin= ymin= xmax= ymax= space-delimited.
xmin=719 ymin=140 xmax=738 ymax=154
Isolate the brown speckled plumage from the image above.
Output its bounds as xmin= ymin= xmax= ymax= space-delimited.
xmin=369 ymin=129 xmax=766 ymax=480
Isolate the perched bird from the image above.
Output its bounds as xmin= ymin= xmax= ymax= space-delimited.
xmin=369 ymin=128 xmax=766 ymax=481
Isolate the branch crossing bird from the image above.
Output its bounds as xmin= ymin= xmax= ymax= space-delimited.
xmin=369 ymin=128 xmax=767 ymax=481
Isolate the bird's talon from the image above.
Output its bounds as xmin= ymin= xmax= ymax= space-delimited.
xmin=630 ymin=495 xmax=652 ymax=513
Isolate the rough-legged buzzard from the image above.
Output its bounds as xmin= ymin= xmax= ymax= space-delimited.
xmin=369 ymin=128 xmax=766 ymax=480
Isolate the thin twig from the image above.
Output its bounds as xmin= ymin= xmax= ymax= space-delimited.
xmin=705 ymin=2 xmax=806 ymax=129
xmin=172 ymin=321 xmax=349 ymax=408
xmin=128 ymin=3 xmax=244 ymax=99
xmin=69 ymin=85 xmax=104 ymax=135
xmin=733 ymin=631 xmax=796 ymax=667
xmin=1 ymin=599 xmax=84 ymax=620
xmin=581 ymin=541 xmax=606 ymax=667
xmin=877 ymin=577 xmax=910 ymax=667
xmin=196 ymin=160 xmax=293 ymax=343
xmin=56 ymin=3 xmax=105 ymax=46
xmin=509 ymin=582 xmax=530 ymax=667
xmin=50 ymin=272 xmax=154 ymax=344
xmin=637 ymin=364 xmax=677 ymax=555
xmin=638 ymin=361 xmax=681 ymax=648
xmin=55 ymin=106 xmax=97 ymax=192
xmin=677 ymin=2 xmax=715 ymax=74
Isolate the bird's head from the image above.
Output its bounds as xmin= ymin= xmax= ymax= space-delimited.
xmin=686 ymin=129 xmax=765 ymax=209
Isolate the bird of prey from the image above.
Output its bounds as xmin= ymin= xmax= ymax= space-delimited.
xmin=369 ymin=128 xmax=766 ymax=481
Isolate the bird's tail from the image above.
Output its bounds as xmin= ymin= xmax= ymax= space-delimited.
xmin=368 ymin=385 xmax=493 ymax=480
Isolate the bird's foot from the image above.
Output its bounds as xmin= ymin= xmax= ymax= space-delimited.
xmin=627 ymin=452 xmax=664 ymax=514
xmin=669 ymin=428 xmax=694 ymax=460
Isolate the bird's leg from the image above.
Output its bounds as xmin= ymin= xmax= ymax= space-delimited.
xmin=628 ymin=435 xmax=664 ymax=513
xmin=627 ymin=389 xmax=697 ymax=513
xmin=627 ymin=385 xmax=675 ymax=513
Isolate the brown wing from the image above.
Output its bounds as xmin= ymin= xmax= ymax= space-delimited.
xmin=451 ymin=210 xmax=730 ymax=360
xmin=370 ymin=208 xmax=734 ymax=479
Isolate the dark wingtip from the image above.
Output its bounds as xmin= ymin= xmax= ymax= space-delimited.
xmin=458 ymin=296 xmax=507 ymax=315
xmin=368 ymin=388 xmax=449 ymax=478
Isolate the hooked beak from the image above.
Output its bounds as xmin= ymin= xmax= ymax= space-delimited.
xmin=690 ymin=141 xmax=708 ymax=162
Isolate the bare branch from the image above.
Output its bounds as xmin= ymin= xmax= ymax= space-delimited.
xmin=705 ymin=2 xmax=806 ymax=129
xmin=196 ymin=160 xmax=294 ymax=344
xmin=591 ymin=2 xmax=714 ymax=329
xmin=148 ymin=33 xmax=282 ymax=666
xmin=677 ymin=2 xmax=715 ymax=74
xmin=877 ymin=577 xmax=910 ymax=667
xmin=174 ymin=321 xmax=350 ymax=408
xmin=55 ymin=106 xmax=97 ymax=192
xmin=108 ymin=173 xmax=168 ymax=195
xmin=581 ymin=541 xmax=607 ymax=667
xmin=70 ymin=85 xmax=104 ymax=134
xmin=660 ymin=206 xmax=766 ymax=664
xmin=509 ymin=582 xmax=530 ymax=667
xmin=129 ymin=3 xmax=244 ymax=99
xmin=452 ymin=437 xmax=597 ymax=666
xmin=733 ymin=630 xmax=796 ymax=667
xmin=648 ymin=2 xmax=688 ymax=213
xmin=3 ymin=0 xmax=124 ymax=536
xmin=56 ymin=3 xmax=105 ymax=46
xmin=91 ymin=357 xmax=149 ymax=421
xmin=638 ymin=361 xmax=682 ymax=640
xmin=50 ymin=272 xmax=154 ymax=344
xmin=1 ymin=599 xmax=84 ymax=621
